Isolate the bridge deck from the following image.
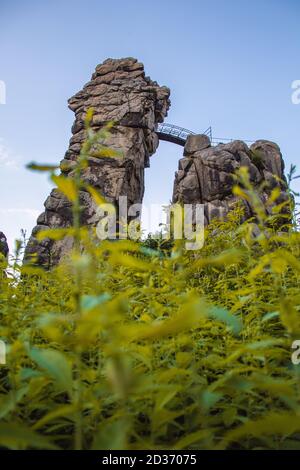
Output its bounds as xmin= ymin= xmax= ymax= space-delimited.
xmin=156 ymin=123 xmax=254 ymax=147
xmin=156 ymin=123 xmax=211 ymax=146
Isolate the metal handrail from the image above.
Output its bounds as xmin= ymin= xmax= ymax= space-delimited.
xmin=157 ymin=123 xmax=195 ymax=139
xmin=156 ymin=123 xmax=254 ymax=148
xmin=156 ymin=123 xmax=212 ymax=145
xmin=203 ymin=126 xmax=212 ymax=141
xmin=212 ymin=137 xmax=255 ymax=146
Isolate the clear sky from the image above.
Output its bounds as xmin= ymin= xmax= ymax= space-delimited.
xmin=0 ymin=0 xmax=299 ymax=252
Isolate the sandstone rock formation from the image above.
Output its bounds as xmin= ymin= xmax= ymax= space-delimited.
xmin=25 ymin=58 xmax=170 ymax=266
xmin=25 ymin=57 xmax=290 ymax=267
xmin=0 ymin=232 xmax=8 ymax=258
xmin=173 ymin=136 xmax=289 ymax=225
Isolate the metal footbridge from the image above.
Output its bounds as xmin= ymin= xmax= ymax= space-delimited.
xmin=156 ymin=123 xmax=212 ymax=146
xmin=156 ymin=123 xmax=254 ymax=147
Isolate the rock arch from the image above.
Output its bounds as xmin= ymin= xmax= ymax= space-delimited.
xmin=25 ymin=58 xmax=289 ymax=266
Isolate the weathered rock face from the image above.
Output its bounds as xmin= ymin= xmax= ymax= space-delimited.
xmin=172 ymin=137 xmax=289 ymax=225
xmin=0 ymin=232 xmax=8 ymax=258
xmin=25 ymin=57 xmax=290 ymax=267
xmin=184 ymin=134 xmax=211 ymax=156
xmin=25 ymin=58 xmax=170 ymax=266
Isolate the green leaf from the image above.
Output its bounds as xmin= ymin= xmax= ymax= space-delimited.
xmin=280 ymin=298 xmax=300 ymax=335
xmin=86 ymin=184 xmax=107 ymax=206
xmin=91 ymin=146 xmax=122 ymax=158
xmin=92 ymin=419 xmax=128 ymax=450
xmin=33 ymin=405 xmax=76 ymax=430
xmin=201 ymin=390 xmax=222 ymax=412
xmin=262 ymin=311 xmax=280 ymax=322
xmin=26 ymin=162 xmax=59 ymax=172
xmin=36 ymin=227 xmax=75 ymax=241
xmin=0 ymin=423 xmax=59 ymax=449
xmin=29 ymin=348 xmax=73 ymax=396
xmin=80 ymin=293 xmax=111 ymax=311
xmin=218 ymin=413 xmax=300 ymax=450
xmin=51 ymin=174 xmax=77 ymax=202
xmin=0 ymin=386 xmax=29 ymax=419
xmin=173 ymin=429 xmax=212 ymax=449
xmin=207 ymin=305 xmax=243 ymax=335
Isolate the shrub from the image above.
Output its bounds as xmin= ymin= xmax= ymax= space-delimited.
xmin=0 ymin=117 xmax=300 ymax=450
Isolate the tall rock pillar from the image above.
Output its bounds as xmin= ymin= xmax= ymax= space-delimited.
xmin=25 ymin=58 xmax=170 ymax=266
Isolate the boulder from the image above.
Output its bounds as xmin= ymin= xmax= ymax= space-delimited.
xmin=173 ymin=139 xmax=289 ymax=225
xmin=183 ymin=134 xmax=211 ymax=156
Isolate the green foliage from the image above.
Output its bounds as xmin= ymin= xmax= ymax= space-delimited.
xmin=1 ymin=120 xmax=300 ymax=449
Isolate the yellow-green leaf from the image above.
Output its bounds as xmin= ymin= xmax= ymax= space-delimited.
xmin=52 ymin=175 xmax=77 ymax=202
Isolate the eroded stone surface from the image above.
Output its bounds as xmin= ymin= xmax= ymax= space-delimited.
xmin=25 ymin=58 xmax=170 ymax=266
xmin=184 ymin=134 xmax=211 ymax=156
xmin=173 ymin=137 xmax=289 ymax=225
xmin=24 ymin=58 xmax=290 ymax=267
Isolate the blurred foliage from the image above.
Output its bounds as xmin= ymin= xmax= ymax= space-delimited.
xmin=1 ymin=115 xmax=300 ymax=450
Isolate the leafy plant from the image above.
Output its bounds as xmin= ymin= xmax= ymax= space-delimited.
xmin=0 ymin=119 xmax=300 ymax=450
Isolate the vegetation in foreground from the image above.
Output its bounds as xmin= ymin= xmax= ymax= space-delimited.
xmin=1 ymin=118 xmax=300 ymax=450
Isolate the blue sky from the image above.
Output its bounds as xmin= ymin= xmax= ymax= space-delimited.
xmin=0 ymin=0 xmax=299 ymax=251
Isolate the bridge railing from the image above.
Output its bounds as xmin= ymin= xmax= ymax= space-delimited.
xmin=211 ymin=137 xmax=255 ymax=146
xmin=157 ymin=123 xmax=213 ymax=142
xmin=156 ymin=123 xmax=195 ymax=142
xmin=157 ymin=123 xmax=254 ymax=147
xmin=202 ymin=126 xmax=212 ymax=141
